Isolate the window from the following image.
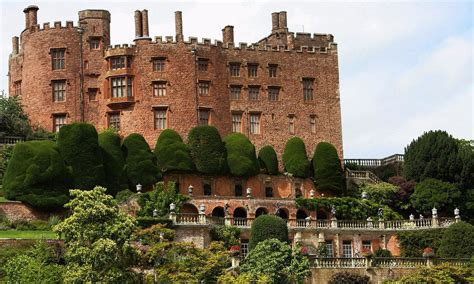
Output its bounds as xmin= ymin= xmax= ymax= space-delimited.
xmin=230 ymin=85 xmax=241 ymax=100
xmin=53 ymin=114 xmax=66 ymax=133
xmin=110 ymin=77 xmax=133 ymax=98
xmin=240 ymin=240 xmax=249 ymax=259
xmin=269 ymin=64 xmax=278 ymax=78
xmin=153 ymin=81 xmax=167 ymax=97
xmin=152 ymin=57 xmax=166 ymax=71
xmin=303 ymin=78 xmax=314 ymax=101
xmin=342 ymin=241 xmax=353 ymax=258
xmin=325 ymin=241 xmax=334 ymax=257
xmin=154 ymin=108 xmax=167 ymax=130
xmin=199 ymin=81 xmax=210 ymax=96
xmin=310 ymin=115 xmax=316 ymax=133
xmin=232 ymin=113 xmax=242 ymax=133
xmin=268 ymin=86 xmax=280 ymax=101
xmin=88 ymin=88 xmax=98 ymax=101
xmin=235 ymin=184 xmax=243 ymax=197
xmin=265 ymin=187 xmax=273 ymax=197
xmin=52 ymin=80 xmax=66 ymax=102
xmin=14 ymin=81 xmax=21 ymax=96
xmin=108 ymin=112 xmax=120 ymax=130
xmin=248 ymin=63 xmax=258 ymax=77
xmin=199 ymin=109 xmax=210 ymax=125
xmin=229 ymin=63 xmax=240 ymax=77
xmin=110 ymin=56 xmax=126 ymax=70
xmin=249 ymin=113 xmax=260 ymax=134
xmin=90 ymin=38 xmax=100 ymax=50
xmin=51 ymin=48 xmax=65 ymax=70
xmin=248 ymin=86 xmax=259 ymax=101
xmin=288 ymin=114 xmax=295 ymax=134
xmin=362 ymin=241 xmax=372 ymax=253
xmin=198 ymin=59 xmax=208 ymax=71
xmin=203 ymin=182 xmax=212 ymax=196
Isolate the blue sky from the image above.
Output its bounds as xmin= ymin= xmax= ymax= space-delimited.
xmin=0 ymin=0 xmax=472 ymax=158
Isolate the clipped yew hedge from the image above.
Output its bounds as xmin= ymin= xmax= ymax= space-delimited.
xmin=57 ymin=123 xmax=106 ymax=190
xmin=122 ymin=133 xmax=159 ymax=188
xmin=98 ymin=130 xmax=128 ymax=196
xmin=249 ymin=215 xmax=289 ymax=250
xmin=223 ymin=133 xmax=259 ymax=176
xmin=3 ymin=141 xmax=72 ymax=209
xmin=313 ymin=142 xmax=344 ymax=194
xmin=188 ymin=126 xmax=228 ymax=175
xmin=154 ymin=129 xmax=194 ymax=173
xmin=258 ymin=145 xmax=279 ymax=175
xmin=282 ymin=137 xmax=310 ymax=178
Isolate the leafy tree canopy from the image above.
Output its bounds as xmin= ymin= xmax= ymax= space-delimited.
xmin=137 ymin=181 xmax=189 ymax=217
xmin=410 ymin=178 xmax=461 ymax=215
xmin=154 ymin=129 xmax=195 ymax=173
xmin=396 ymin=229 xmax=445 ymax=257
xmin=438 ymin=221 xmax=474 ymax=258
xmin=210 ymin=225 xmax=242 ymax=249
xmin=313 ymin=141 xmax=344 ymax=194
xmin=359 ymin=182 xmax=398 ymax=206
xmin=224 ymin=133 xmax=260 ymax=176
xmin=249 ymin=214 xmax=289 ymax=250
xmin=258 ymin=145 xmax=279 ymax=175
xmin=122 ymin=133 xmax=159 ymax=188
xmin=188 ymin=125 xmax=228 ymax=175
xmin=0 ymin=95 xmax=33 ymax=138
xmin=282 ymin=137 xmax=311 ymax=178
xmin=98 ymin=129 xmax=128 ymax=196
xmin=384 ymin=264 xmax=473 ymax=284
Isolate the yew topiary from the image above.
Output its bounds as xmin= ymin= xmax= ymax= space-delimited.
xmin=223 ymin=133 xmax=259 ymax=176
xmin=187 ymin=126 xmax=228 ymax=175
xmin=154 ymin=129 xmax=194 ymax=173
xmin=282 ymin=137 xmax=310 ymax=178
xmin=3 ymin=140 xmax=72 ymax=209
xmin=98 ymin=130 xmax=128 ymax=196
xmin=258 ymin=145 xmax=279 ymax=175
xmin=249 ymin=215 xmax=289 ymax=250
xmin=313 ymin=142 xmax=344 ymax=194
xmin=122 ymin=133 xmax=159 ymax=188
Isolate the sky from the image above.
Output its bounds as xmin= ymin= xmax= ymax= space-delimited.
xmin=0 ymin=0 xmax=472 ymax=158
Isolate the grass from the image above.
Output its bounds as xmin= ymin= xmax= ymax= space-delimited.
xmin=0 ymin=230 xmax=58 ymax=239
xmin=0 ymin=196 xmax=9 ymax=203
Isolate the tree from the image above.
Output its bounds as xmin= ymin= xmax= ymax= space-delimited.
xmin=410 ymin=178 xmax=461 ymax=215
xmin=359 ymin=182 xmax=398 ymax=206
xmin=122 ymin=133 xmax=159 ymax=188
xmin=258 ymin=145 xmax=279 ymax=175
xmin=384 ymin=264 xmax=473 ymax=284
xmin=57 ymin=123 xmax=106 ymax=190
xmin=224 ymin=133 xmax=259 ymax=176
xmin=154 ymin=129 xmax=194 ymax=173
xmin=98 ymin=129 xmax=127 ymax=196
xmin=53 ymin=187 xmax=138 ymax=283
xmin=388 ymin=176 xmax=416 ymax=211
xmin=329 ymin=272 xmax=369 ymax=284
xmin=241 ymin=238 xmax=310 ymax=284
xmin=3 ymin=140 xmax=72 ymax=209
xmin=187 ymin=125 xmax=228 ymax=175
xmin=249 ymin=215 xmax=289 ymax=250
xmin=438 ymin=222 xmax=474 ymax=258
xmin=0 ymin=95 xmax=33 ymax=138
xmin=137 ymin=181 xmax=189 ymax=217
xmin=210 ymin=226 xmax=242 ymax=249
xmin=313 ymin=142 xmax=344 ymax=194
xmin=282 ymin=137 xmax=310 ymax=178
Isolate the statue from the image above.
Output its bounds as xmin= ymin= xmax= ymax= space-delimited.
xmin=331 ymin=205 xmax=336 ymax=217
xmin=377 ymin=208 xmax=384 ymax=219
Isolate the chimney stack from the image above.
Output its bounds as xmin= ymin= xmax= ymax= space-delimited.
xmin=134 ymin=10 xmax=143 ymax=38
xmin=271 ymin=12 xmax=279 ymax=32
xmin=12 ymin=37 xmax=19 ymax=55
xmin=278 ymin=11 xmax=287 ymax=31
xmin=222 ymin=25 xmax=234 ymax=46
xmin=141 ymin=9 xmax=149 ymax=37
xmin=23 ymin=5 xmax=39 ymax=29
xmin=175 ymin=11 xmax=183 ymax=42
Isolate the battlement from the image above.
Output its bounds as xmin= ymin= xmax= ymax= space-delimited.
xmin=21 ymin=20 xmax=79 ymax=35
xmin=78 ymin=9 xmax=111 ymax=22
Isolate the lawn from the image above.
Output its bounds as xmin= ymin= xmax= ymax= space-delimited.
xmin=0 ymin=230 xmax=58 ymax=239
xmin=0 ymin=196 xmax=8 ymax=203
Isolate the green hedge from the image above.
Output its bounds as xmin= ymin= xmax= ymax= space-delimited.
xmin=258 ymin=145 xmax=279 ymax=175
xmin=57 ymin=123 xmax=105 ymax=190
xmin=188 ymin=126 xmax=228 ymax=175
xmin=223 ymin=133 xmax=259 ymax=177
xmin=136 ymin=216 xmax=173 ymax=229
xmin=397 ymin=229 xmax=445 ymax=257
xmin=3 ymin=141 xmax=72 ymax=209
xmin=98 ymin=130 xmax=128 ymax=196
xmin=122 ymin=133 xmax=159 ymax=188
xmin=282 ymin=137 xmax=310 ymax=178
xmin=249 ymin=215 xmax=289 ymax=250
xmin=313 ymin=142 xmax=344 ymax=194
xmin=154 ymin=129 xmax=194 ymax=173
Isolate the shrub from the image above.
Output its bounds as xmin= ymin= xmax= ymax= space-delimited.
xmin=258 ymin=145 xmax=279 ymax=175
xmin=249 ymin=215 xmax=289 ymax=250
xmin=3 ymin=140 xmax=72 ymax=209
xmin=373 ymin=248 xmax=392 ymax=257
xmin=57 ymin=123 xmax=106 ymax=190
xmin=122 ymin=133 xmax=160 ymax=188
xmin=154 ymin=129 xmax=194 ymax=173
xmin=282 ymin=137 xmax=310 ymax=178
xmin=329 ymin=272 xmax=369 ymax=284
xmin=359 ymin=182 xmax=398 ymax=205
xmin=410 ymin=178 xmax=461 ymax=215
xmin=135 ymin=224 xmax=175 ymax=244
xmin=438 ymin=222 xmax=474 ymax=258
xmin=98 ymin=129 xmax=128 ymax=196
xmin=137 ymin=181 xmax=189 ymax=217
xmin=397 ymin=229 xmax=445 ymax=257
xmin=384 ymin=263 xmax=473 ymax=284
xmin=210 ymin=226 xmax=242 ymax=248
xmin=115 ymin=189 xmax=135 ymax=203
xmin=136 ymin=216 xmax=173 ymax=228
xmin=313 ymin=142 xmax=344 ymax=194
xmin=188 ymin=126 xmax=228 ymax=175
xmin=223 ymin=133 xmax=259 ymax=176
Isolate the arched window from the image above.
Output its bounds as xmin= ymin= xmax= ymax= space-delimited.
xmin=181 ymin=203 xmax=199 ymax=214
xmin=255 ymin=207 xmax=268 ymax=217
xmin=276 ymin=208 xmax=289 ymax=219
xmin=212 ymin=207 xmax=225 ymax=218
xmin=233 ymin=207 xmax=247 ymax=218
xmin=296 ymin=209 xmax=308 ymax=220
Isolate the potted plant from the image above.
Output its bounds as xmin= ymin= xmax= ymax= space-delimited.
xmin=229 ymin=245 xmax=240 ymax=257
xmin=422 ymin=247 xmax=435 ymax=258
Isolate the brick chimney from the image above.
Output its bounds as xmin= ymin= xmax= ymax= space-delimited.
xmin=12 ymin=37 xmax=19 ymax=55
xmin=271 ymin=12 xmax=279 ymax=32
xmin=175 ymin=11 xmax=183 ymax=42
xmin=23 ymin=5 xmax=39 ymax=29
xmin=222 ymin=25 xmax=234 ymax=46
xmin=141 ymin=9 xmax=149 ymax=37
xmin=134 ymin=10 xmax=142 ymax=38
xmin=278 ymin=11 xmax=287 ymax=32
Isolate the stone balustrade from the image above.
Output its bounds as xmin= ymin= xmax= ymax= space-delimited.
xmin=309 ymin=257 xmax=470 ymax=269
xmin=344 ymin=154 xmax=404 ymax=168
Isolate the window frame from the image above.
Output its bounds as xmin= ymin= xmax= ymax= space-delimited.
xmin=53 ymin=114 xmax=67 ymax=133
xmin=231 ymin=112 xmax=242 ymax=133
xmin=52 ymin=80 xmax=66 ymax=102
xmin=198 ymin=58 xmax=209 ymax=72
xmin=153 ymin=108 xmax=168 ymax=130
xmin=342 ymin=241 xmax=353 ymax=258
xmin=51 ymin=48 xmax=65 ymax=70
xmin=268 ymin=86 xmax=280 ymax=101
xmin=269 ymin=64 xmax=278 ymax=78
xmin=310 ymin=115 xmax=316 ymax=134
xmin=110 ymin=56 xmax=126 ymax=70
xmin=89 ymin=37 xmax=101 ymax=50
xmin=108 ymin=112 xmax=121 ymax=130
xmin=249 ymin=113 xmax=261 ymax=135
xmin=288 ymin=114 xmax=295 ymax=134
xmin=110 ymin=76 xmax=133 ymax=98
xmin=248 ymin=63 xmax=258 ymax=77
xmin=248 ymin=86 xmax=260 ymax=101
xmin=230 ymin=85 xmax=242 ymax=100
xmin=198 ymin=109 xmax=210 ymax=125
xmin=229 ymin=63 xmax=240 ymax=77
xmin=152 ymin=81 xmax=167 ymax=97
xmin=303 ymin=78 xmax=314 ymax=101
xmin=198 ymin=81 xmax=210 ymax=96
xmin=152 ymin=57 xmax=166 ymax=72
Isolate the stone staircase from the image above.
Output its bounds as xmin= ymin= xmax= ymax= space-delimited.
xmin=345 ymin=168 xmax=382 ymax=184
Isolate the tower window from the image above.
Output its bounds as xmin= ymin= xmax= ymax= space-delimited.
xmin=51 ymin=48 xmax=65 ymax=70
xmin=248 ymin=63 xmax=258 ymax=77
xmin=90 ymin=38 xmax=100 ymax=50
xmin=198 ymin=59 xmax=209 ymax=71
xmin=14 ymin=81 xmax=21 ymax=96
xmin=248 ymin=86 xmax=259 ymax=101
xmin=52 ymin=80 xmax=66 ymax=102
xmin=108 ymin=112 xmax=120 ymax=130
xmin=153 ymin=81 xmax=167 ymax=97
xmin=199 ymin=109 xmax=210 ymax=125
xmin=110 ymin=56 xmax=126 ymax=70
xmin=268 ymin=86 xmax=280 ymax=101
xmin=152 ymin=57 xmax=166 ymax=71
xmin=303 ymin=78 xmax=314 ymax=101
xmin=199 ymin=81 xmax=210 ymax=96
xmin=230 ymin=85 xmax=241 ymax=100
xmin=269 ymin=64 xmax=278 ymax=77
xmin=154 ymin=108 xmax=167 ymax=130
xmin=249 ymin=113 xmax=260 ymax=134
xmin=229 ymin=63 xmax=240 ymax=77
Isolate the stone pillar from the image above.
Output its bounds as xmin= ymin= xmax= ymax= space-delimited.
xmin=12 ymin=37 xmax=19 ymax=55
xmin=271 ymin=12 xmax=279 ymax=32
xmin=175 ymin=11 xmax=183 ymax=42
xmin=222 ymin=25 xmax=234 ymax=46
xmin=134 ymin=10 xmax=143 ymax=38
xmin=141 ymin=9 xmax=149 ymax=37
xmin=169 ymin=211 xmax=177 ymax=225
xmin=334 ymin=233 xmax=341 ymax=257
xmin=23 ymin=5 xmax=39 ymax=29
xmin=225 ymin=215 xmax=232 ymax=226
xmin=278 ymin=11 xmax=287 ymax=31
xmin=380 ymin=234 xmax=387 ymax=249
xmin=199 ymin=212 xmax=206 ymax=224
xmin=294 ymin=231 xmax=302 ymax=245
xmin=331 ymin=217 xmax=338 ymax=228
xmin=353 ymin=234 xmax=362 ymax=257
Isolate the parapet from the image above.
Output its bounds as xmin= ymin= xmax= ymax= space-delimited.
xmin=78 ymin=9 xmax=111 ymax=22
xmin=105 ymin=44 xmax=136 ymax=58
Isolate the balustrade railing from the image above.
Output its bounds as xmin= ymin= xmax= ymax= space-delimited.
xmin=233 ymin=217 xmax=249 ymax=227
xmin=0 ymin=136 xmax=25 ymax=145
xmin=310 ymin=257 xmax=469 ymax=269
xmin=311 ymin=257 xmax=366 ymax=268
xmin=372 ymin=257 xmax=425 ymax=268
xmin=316 ymin=220 xmax=330 ymax=228
xmin=176 ymin=213 xmax=199 ymax=224
xmin=344 ymin=154 xmax=404 ymax=168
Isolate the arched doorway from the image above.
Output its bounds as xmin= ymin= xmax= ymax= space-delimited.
xmin=212 ymin=206 xmax=225 ymax=218
xmin=255 ymin=207 xmax=268 ymax=217
xmin=296 ymin=209 xmax=308 ymax=220
xmin=276 ymin=208 xmax=289 ymax=220
xmin=181 ymin=203 xmax=199 ymax=214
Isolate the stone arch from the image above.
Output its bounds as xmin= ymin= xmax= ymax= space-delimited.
xmin=296 ymin=209 xmax=308 ymax=220
xmin=211 ymin=206 xmax=225 ymax=218
xmin=317 ymin=210 xmax=328 ymax=219
xmin=255 ymin=207 xmax=268 ymax=217
xmin=181 ymin=203 xmax=199 ymax=214
xmin=276 ymin=208 xmax=289 ymax=219
xmin=233 ymin=207 xmax=247 ymax=218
